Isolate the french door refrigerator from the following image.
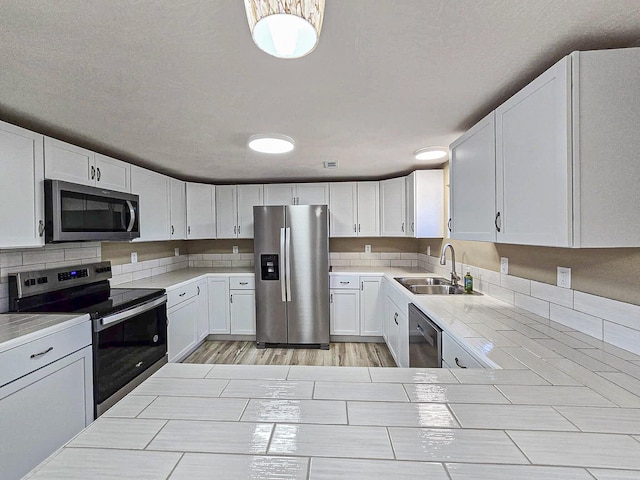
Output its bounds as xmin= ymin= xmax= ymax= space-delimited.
xmin=253 ymin=205 xmax=330 ymax=349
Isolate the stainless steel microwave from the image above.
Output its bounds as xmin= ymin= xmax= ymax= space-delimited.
xmin=44 ymin=179 xmax=140 ymax=242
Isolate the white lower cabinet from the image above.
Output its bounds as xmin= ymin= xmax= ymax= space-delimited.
xmin=360 ymin=276 xmax=383 ymax=336
xmin=330 ymin=289 xmax=360 ymax=335
xmin=442 ymin=331 xmax=483 ymax=369
xmin=196 ymin=278 xmax=209 ymax=341
xmin=0 ymin=324 xmax=92 ymax=480
xmin=208 ymin=277 xmax=231 ymax=334
xmin=230 ymin=290 xmax=256 ymax=335
xmin=385 ymin=294 xmax=409 ymax=368
xmin=167 ymin=294 xmax=198 ymax=363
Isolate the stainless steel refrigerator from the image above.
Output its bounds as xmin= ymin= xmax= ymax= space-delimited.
xmin=253 ymin=205 xmax=330 ymax=349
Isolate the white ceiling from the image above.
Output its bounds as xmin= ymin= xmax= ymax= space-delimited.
xmin=1 ymin=1 xmax=640 ymax=183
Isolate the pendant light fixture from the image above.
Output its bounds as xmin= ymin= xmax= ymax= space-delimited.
xmin=244 ymin=0 xmax=325 ymax=59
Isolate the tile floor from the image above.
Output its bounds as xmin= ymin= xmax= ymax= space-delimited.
xmin=27 ymin=363 xmax=640 ymax=479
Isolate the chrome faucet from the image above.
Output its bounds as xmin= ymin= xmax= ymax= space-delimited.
xmin=440 ymin=243 xmax=460 ymax=287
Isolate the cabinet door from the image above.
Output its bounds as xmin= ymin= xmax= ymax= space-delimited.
xmin=237 ymin=184 xmax=264 ymax=239
xmin=230 ymin=290 xmax=256 ymax=335
xmin=442 ymin=331 xmax=483 ymax=369
xmin=170 ymin=179 xmax=186 ymax=239
xmin=186 ymin=183 xmax=216 ymax=239
xmin=264 ymin=184 xmax=295 ymax=205
xmin=329 ymin=182 xmax=357 ymax=237
xmin=380 ymin=177 xmax=406 ymax=236
xmin=330 ymin=289 xmax=360 ymax=335
xmin=496 ymin=56 xmax=571 ymax=247
xmin=405 ymin=173 xmax=416 ymax=237
xmin=196 ymin=279 xmax=209 ymax=342
xmin=208 ymin=277 xmax=230 ymax=334
xmin=413 ymin=170 xmax=444 ymax=238
xmin=357 ymin=181 xmax=380 ymax=236
xmin=130 ymin=166 xmax=171 ymax=241
xmin=360 ymin=277 xmax=383 ymax=336
xmin=215 ymin=185 xmax=238 ymax=238
xmin=0 ymin=346 xmax=92 ymax=480
xmin=450 ymin=112 xmax=496 ymax=242
xmin=396 ymin=308 xmax=409 ymax=368
xmin=297 ymin=183 xmax=329 ymax=205
xmin=44 ymin=137 xmax=94 ymax=186
xmin=386 ymin=298 xmax=400 ymax=364
xmin=0 ymin=122 xmax=45 ymax=248
xmin=168 ymin=297 xmax=198 ymax=362
xmin=94 ymin=153 xmax=130 ymax=193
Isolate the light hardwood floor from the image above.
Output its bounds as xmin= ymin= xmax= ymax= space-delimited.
xmin=184 ymin=340 xmax=396 ymax=367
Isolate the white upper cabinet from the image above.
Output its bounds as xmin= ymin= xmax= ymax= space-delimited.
xmin=237 ymin=184 xmax=264 ymax=238
xmin=357 ymin=181 xmax=380 ymax=236
xmin=0 ymin=121 xmax=45 ymax=248
xmin=186 ymin=183 xmax=216 ymax=239
xmin=496 ymin=56 xmax=572 ymax=247
xmin=216 ymin=184 xmax=264 ymax=239
xmin=329 ymin=181 xmax=379 ymax=237
xmin=405 ymin=170 xmax=444 ymax=238
xmin=44 ymin=138 xmax=130 ymax=192
xmin=450 ymin=112 xmax=497 ymax=242
xmin=130 ymin=165 xmax=171 ymax=241
xmin=93 ymin=153 xmax=130 ymax=193
xmin=329 ymin=182 xmax=357 ymax=236
xmin=380 ymin=177 xmax=406 ymax=236
xmin=264 ymin=183 xmax=328 ymax=205
xmin=169 ymin=179 xmax=186 ymax=240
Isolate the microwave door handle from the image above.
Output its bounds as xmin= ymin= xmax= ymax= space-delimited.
xmin=126 ymin=200 xmax=136 ymax=232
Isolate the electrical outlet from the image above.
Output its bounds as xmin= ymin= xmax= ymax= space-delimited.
xmin=365 ymin=244 xmax=371 ymax=253
xmin=500 ymin=257 xmax=509 ymax=274
xmin=427 ymin=246 xmax=431 ymax=256
xmin=131 ymin=252 xmax=138 ymax=263
xmin=557 ymin=266 xmax=572 ymax=289
xmin=174 ymin=248 xmax=179 ymax=256
xmin=232 ymin=245 xmax=239 ymax=254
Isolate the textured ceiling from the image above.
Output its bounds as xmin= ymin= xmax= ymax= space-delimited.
xmin=1 ymin=1 xmax=639 ymax=183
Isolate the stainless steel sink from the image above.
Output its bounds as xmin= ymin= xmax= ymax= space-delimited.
xmin=394 ymin=277 xmax=480 ymax=295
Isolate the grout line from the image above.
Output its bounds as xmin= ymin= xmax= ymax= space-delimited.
xmin=142 ymin=419 xmax=169 ymax=450
xmin=503 ymin=430 xmax=534 ymax=465
xmin=164 ymin=452 xmax=185 ymax=480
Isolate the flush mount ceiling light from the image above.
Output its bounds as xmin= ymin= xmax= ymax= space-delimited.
xmin=414 ymin=146 xmax=448 ymax=161
xmin=244 ymin=0 xmax=325 ymax=59
xmin=248 ymin=134 xmax=295 ymax=154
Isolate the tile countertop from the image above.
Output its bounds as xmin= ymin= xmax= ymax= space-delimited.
xmin=24 ymin=266 xmax=640 ymax=479
xmin=0 ymin=312 xmax=90 ymax=353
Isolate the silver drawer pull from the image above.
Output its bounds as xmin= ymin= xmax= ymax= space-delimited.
xmin=339 ymin=281 xmax=350 ymax=284
xmin=179 ymin=292 xmax=186 ymax=297
xmin=239 ymin=282 xmax=249 ymax=285
xmin=30 ymin=346 xmax=53 ymax=359
xmin=455 ymin=357 xmax=467 ymax=369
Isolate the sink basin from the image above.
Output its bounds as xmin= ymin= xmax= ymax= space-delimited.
xmin=394 ymin=277 xmax=481 ymax=295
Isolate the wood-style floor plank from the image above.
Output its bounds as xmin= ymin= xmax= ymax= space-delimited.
xmin=184 ymin=341 xmax=396 ymax=367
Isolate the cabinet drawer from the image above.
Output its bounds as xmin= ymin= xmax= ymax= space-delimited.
xmin=167 ymin=281 xmax=199 ymax=308
xmin=442 ymin=332 xmax=483 ymax=369
xmin=230 ymin=276 xmax=255 ymax=290
xmin=330 ymin=274 xmax=359 ymax=289
xmin=0 ymin=320 xmax=91 ymax=388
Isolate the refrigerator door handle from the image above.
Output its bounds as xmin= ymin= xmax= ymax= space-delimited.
xmin=285 ymin=227 xmax=292 ymax=302
xmin=280 ymin=227 xmax=287 ymax=302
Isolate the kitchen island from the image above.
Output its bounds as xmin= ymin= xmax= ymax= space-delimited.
xmin=23 ymin=265 xmax=640 ymax=479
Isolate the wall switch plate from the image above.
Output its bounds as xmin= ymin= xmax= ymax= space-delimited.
xmin=131 ymin=252 xmax=138 ymax=263
xmin=174 ymin=248 xmax=179 ymax=256
xmin=427 ymin=246 xmax=431 ymax=256
xmin=557 ymin=266 xmax=572 ymax=289
xmin=500 ymin=257 xmax=509 ymax=274
xmin=233 ymin=246 xmax=239 ymax=254
xmin=365 ymin=244 xmax=371 ymax=253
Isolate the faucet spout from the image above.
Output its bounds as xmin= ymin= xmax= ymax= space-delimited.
xmin=440 ymin=243 xmax=460 ymax=287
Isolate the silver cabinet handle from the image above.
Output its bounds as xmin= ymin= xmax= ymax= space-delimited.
xmin=188 ymin=226 xmax=191 ymax=235
xmin=96 ymin=167 xmax=101 ymax=181
xmin=30 ymin=346 xmax=53 ymax=359
xmin=330 ymin=293 xmax=333 ymax=303
xmin=411 ymin=222 xmax=414 ymax=233
xmin=238 ymin=225 xmax=241 ymax=235
xmin=358 ymin=224 xmax=361 ymax=232
xmin=38 ymin=220 xmax=44 ymax=237
xmin=179 ymin=292 xmax=186 ymax=297
xmin=234 ymin=225 xmax=237 ymax=235
xmin=394 ymin=312 xmax=398 ymax=325
xmin=495 ymin=212 xmax=501 ymax=232
xmin=354 ymin=224 xmax=357 ymax=232
xmin=448 ymin=218 xmax=452 ymax=232
xmin=339 ymin=281 xmax=350 ymax=285
xmin=455 ymin=357 xmax=467 ymax=369
xmin=361 ymin=281 xmax=363 ymax=290
xmin=171 ymin=225 xmax=175 ymax=235
xmin=230 ymin=294 xmax=233 ymax=303
xmin=401 ymin=222 xmax=405 ymax=232
xmin=239 ymin=282 xmax=248 ymax=285
xmin=90 ymin=165 xmax=95 ymax=179
xmin=197 ymin=285 xmax=200 ymax=295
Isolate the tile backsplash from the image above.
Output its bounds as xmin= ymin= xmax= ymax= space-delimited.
xmin=420 ymin=253 xmax=640 ymax=356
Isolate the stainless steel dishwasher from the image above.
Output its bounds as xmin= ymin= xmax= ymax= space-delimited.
xmin=409 ymin=303 xmax=442 ymax=367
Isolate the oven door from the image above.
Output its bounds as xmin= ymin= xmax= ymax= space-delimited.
xmin=93 ymin=296 xmax=167 ymax=416
xmin=45 ymin=179 xmax=140 ymax=242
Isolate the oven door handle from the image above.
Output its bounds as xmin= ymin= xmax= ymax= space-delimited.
xmin=95 ymin=295 xmax=167 ymax=332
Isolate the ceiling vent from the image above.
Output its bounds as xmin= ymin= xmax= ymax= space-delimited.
xmin=323 ymin=161 xmax=339 ymax=169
